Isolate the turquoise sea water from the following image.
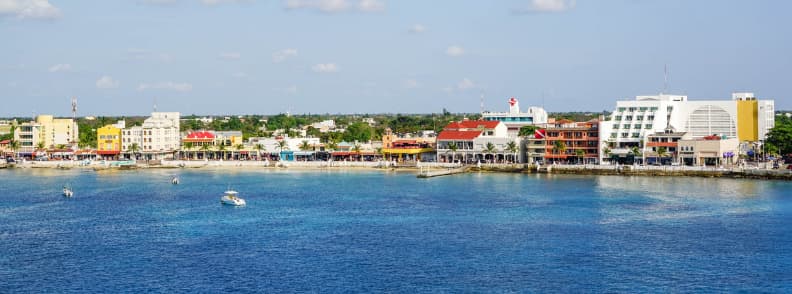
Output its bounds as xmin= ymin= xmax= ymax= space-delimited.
xmin=1 ymin=169 xmax=791 ymax=292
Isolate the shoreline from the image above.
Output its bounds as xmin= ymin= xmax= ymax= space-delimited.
xmin=3 ymin=160 xmax=791 ymax=181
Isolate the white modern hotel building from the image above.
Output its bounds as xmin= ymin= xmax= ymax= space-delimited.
xmin=599 ymin=92 xmax=774 ymax=162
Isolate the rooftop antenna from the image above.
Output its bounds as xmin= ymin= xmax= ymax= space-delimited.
xmin=153 ymin=98 xmax=158 ymax=112
xmin=71 ymin=96 xmax=77 ymax=119
xmin=479 ymin=90 xmax=485 ymax=114
xmin=663 ymin=64 xmax=669 ymax=94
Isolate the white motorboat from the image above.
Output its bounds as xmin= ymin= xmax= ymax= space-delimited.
xmin=62 ymin=186 xmax=73 ymax=197
xmin=172 ymin=177 xmax=180 ymax=185
xmin=220 ymin=190 xmax=246 ymax=206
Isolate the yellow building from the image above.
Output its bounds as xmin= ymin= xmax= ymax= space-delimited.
xmin=736 ymin=99 xmax=759 ymax=142
xmin=97 ymin=125 xmax=122 ymax=158
xmin=381 ymin=128 xmax=435 ymax=161
xmin=35 ymin=115 xmax=79 ymax=148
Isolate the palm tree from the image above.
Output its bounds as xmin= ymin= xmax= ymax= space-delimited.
xmin=575 ymin=149 xmax=585 ymax=164
xmin=277 ymin=140 xmax=288 ymax=152
xmin=129 ymin=143 xmax=140 ymax=160
xmin=603 ymin=146 xmax=612 ymax=164
xmin=326 ymin=141 xmax=338 ymax=151
xmin=656 ymin=146 xmax=668 ymax=165
xmin=447 ymin=141 xmax=458 ymax=164
xmin=484 ymin=142 xmax=496 ymax=163
xmin=234 ymin=144 xmax=244 ymax=160
xmin=299 ymin=140 xmax=311 ymax=151
xmin=218 ymin=144 xmax=227 ymax=160
xmin=200 ymin=144 xmax=211 ymax=160
xmin=183 ymin=142 xmax=194 ymax=160
xmin=630 ymin=146 xmax=641 ymax=164
xmin=254 ymin=143 xmax=264 ymax=161
xmin=56 ymin=144 xmax=66 ymax=150
xmin=36 ymin=142 xmax=45 ymax=150
xmin=9 ymin=140 xmax=19 ymax=158
xmin=506 ymin=141 xmax=518 ymax=163
xmin=552 ymin=140 xmax=566 ymax=163
xmin=352 ymin=144 xmax=362 ymax=161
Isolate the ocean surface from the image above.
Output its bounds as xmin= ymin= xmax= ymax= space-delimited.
xmin=1 ymin=168 xmax=790 ymax=293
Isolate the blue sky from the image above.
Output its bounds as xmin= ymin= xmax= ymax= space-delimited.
xmin=1 ymin=0 xmax=790 ymax=117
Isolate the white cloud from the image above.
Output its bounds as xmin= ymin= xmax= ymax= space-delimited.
xmin=232 ymin=72 xmax=248 ymax=78
xmin=138 ymin=81 xmax=193 ymax=92
xmin=312 ymin=63 xmax=338 ymax=73
xmin=219 ymin=52 xmax=241 ymax=60
xmin=403 ymin=79 xmax=418 ymax=89
xmin=0 ymin=0 xmax=61 ymax=20
xmin=272 ymin=48 xmax=298 ymax=63
xmin=357 ymin=0 xmax=384 ymax=12
xmin=96 ymin=76 xmax=120 ymax=89
xmin=446 ymin=46 xmax=464 ymax=57
xmin=457 ymin=78 xmax=475 ymax=90
xmin=518 ymin=0 xmax=575 ymax=13
xmin=285 ymin=85 xmax=298 ymax=94
xmin=285 ymin=0 xmax=383 ymax=13
xmin=408 ymin=24 xmax=426 ymax=34
xmin=48 ymin=63 xmax=71 ymax=73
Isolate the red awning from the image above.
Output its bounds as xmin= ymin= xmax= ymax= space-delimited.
xmin=97 ymin=150 xmax=121 ymax=155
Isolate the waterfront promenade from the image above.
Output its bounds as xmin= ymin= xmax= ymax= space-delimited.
xmin=6 ymin=158 xmax=790 ymax=180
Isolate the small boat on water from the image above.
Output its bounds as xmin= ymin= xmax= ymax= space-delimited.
xmin=62 ymin=185 xmax=73 ymax=197
xmin=172 ymin=177 xmax=180 ymax=185
xmin=220 ymin=190 xmax=246 ymax=206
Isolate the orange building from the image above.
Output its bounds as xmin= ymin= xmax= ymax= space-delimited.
xmin=541 ymin=119 xmax=600 ymax=164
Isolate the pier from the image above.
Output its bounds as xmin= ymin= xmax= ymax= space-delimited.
xmin=417 ymin=166 xmax=467 ymax=178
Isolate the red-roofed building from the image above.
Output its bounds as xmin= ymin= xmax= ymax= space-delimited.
xmin=183 ymin=131 xmax=215 ymax=144
xmin=437 ymin=120 xmax=516 ymax=164
xmin=0 ymin=139 xmax=11 ymax=157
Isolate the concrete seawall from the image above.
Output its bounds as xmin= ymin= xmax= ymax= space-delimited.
xmin=474 ymin=164 xmax=792 ymax=181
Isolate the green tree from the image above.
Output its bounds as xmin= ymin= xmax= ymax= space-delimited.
xmin=235 ymin=144 xmax=244 ymax=159
xmin=129 ymin=143 xmax=140 ymax=160
xmin=575 ymin=149 xmax=585 ymax=164
xmin=254 ymin=143 xmax=265 ymax=160
xmin=484 ymin=142 xmax=496 ymax=163
xmin=9 ymin=140 xmax=19 ymax=157
xmin=766 ymin=116 xmax=792 ymax=155
xmin=200 ymin=144 xmax=211 ymax=159
xmin=352 ymin=144 xmax=362 ymax=161
xmin=299 ymin=140 xmax=311 ymax=151
xmin=277 ymin=140 xmax=288 ymax=153
xmin=552 ymin=140 xmax=567 ymax=161
xmin=506 ymin=141 xmax=518 ymax=163
xmin=218 ymin=144 xmax=227 ymax=160
xmin=0 ymin=125 xmax=13 ymax=141
xmin=518 ymin=125 xmax=539 ymax=137
xmin=447 ymin=141 xmax=458 ymax=163
xmin=343 ymin=122 xmax=373 ymax=143
xmin=656 ymin=146 xmax=668 ymax=161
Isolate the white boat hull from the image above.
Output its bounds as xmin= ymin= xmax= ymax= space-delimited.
xmin=221 ymin=195 xmax=246 ymax=206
